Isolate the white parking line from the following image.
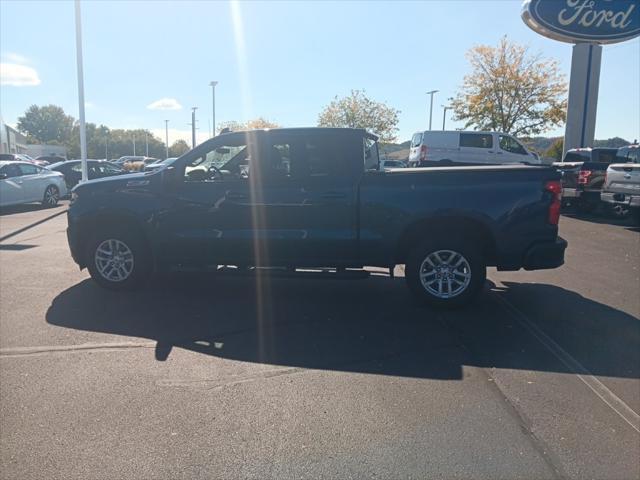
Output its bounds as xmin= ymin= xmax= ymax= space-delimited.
xmin=494 ymin=294 xmax=640 ymax=434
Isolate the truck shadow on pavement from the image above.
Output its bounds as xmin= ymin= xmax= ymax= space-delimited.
xmin=45 ymin=273 xmax=640 ymax=381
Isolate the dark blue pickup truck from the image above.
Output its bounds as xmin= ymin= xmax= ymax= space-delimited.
xmin=67 ymin=128 xmax=566 ymax=308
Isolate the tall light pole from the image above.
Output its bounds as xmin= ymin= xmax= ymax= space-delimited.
xmin=209 ymin=81 xmax=218 ymax=137
xmin=74 ymin=0 xmax=88 ymax=182
xmin=442 ymin=105 xmax=452 ymax=131
xmin=426 ymin=90 xmax=439 ymax=130
xmin=164 ymin=120 xmax=169 ymax=158
xmin=191 ymin=107 xmax=198 ymax=148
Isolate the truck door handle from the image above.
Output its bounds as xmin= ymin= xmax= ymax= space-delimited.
xmin=226 ymin=191 xmax=247 ymax=200
xmin=320 ymin=192 xmax=346 ymax=199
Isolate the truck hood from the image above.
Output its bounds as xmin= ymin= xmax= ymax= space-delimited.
xmin=72 ymin=170 xmax=157 ymax=195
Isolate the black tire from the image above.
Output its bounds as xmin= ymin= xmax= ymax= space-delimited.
xmin=608 ymin=204 xmax=630 ymax=219
xmin=41 ymin=185 xmax=59 ymax=207
xmin=86 ymin=228 xmax=151 ymax=290
xmin=405 ymin=237 xmax=486 ymax=309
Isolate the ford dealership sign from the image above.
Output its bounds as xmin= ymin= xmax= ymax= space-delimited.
xmin=522 ymin=0 xmax=640 ymax=44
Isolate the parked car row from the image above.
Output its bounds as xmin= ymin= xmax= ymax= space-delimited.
xmin=0 ymin=154 xmax=181 ymax=208
xmin=0 ymin=153 xmax=62 ymax=167
xmin=554 ymin=144 xmax=639 ymax=220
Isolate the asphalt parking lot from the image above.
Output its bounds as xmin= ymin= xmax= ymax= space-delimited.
xmin=1 ymin=203 xmax=639 ymax=480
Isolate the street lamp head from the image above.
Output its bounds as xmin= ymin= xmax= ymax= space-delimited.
xmin=426 ymin=90 xmax=439 ymax=95
xmin=209 ymin=81 xmax=218 ymax=87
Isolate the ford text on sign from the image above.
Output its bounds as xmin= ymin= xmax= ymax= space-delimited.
xmin=522 ymin=0 xmax=640 ymax=44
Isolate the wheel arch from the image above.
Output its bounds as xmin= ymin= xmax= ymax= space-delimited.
xmin=77 ymin=210 xmax=151 ymax=267
xmin=395 ymin=215 xmax=497 ymax=265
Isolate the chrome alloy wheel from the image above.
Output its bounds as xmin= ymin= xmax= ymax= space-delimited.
xmin=94 ymin=239 xmax=135 ymax=282
xmin=419 ymin=249 xmax=471 ymax=299
xmin=44 ymin=186 xmax=59 ymax=206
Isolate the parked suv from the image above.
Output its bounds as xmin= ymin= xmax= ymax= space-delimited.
xmin=408 ymin=131 xmax=539 ymax=167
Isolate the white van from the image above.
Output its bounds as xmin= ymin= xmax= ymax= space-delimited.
xmin=408 ymin=131 xmax=539 ymax=167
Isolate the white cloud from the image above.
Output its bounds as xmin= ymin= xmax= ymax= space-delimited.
xmin=1 ymin=52 xmax=29 ymax=64
xmin=0 ymin=63 xmax=41 ymax=86
xmin=147 ymin=97 xmax=182 ymax=110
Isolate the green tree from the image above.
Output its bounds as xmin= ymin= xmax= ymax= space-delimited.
xmin=217 ymin=118 xmax=281 ymax=134
xmin=169 ymin=139 xmax=190 ymax=157
xmin=17 ymin=104 xmax=75 ymax=144
xmin=546 ymin=138 xmax=564 ymax=160
xmin=451 ymin=37 xmax=567 ymax=137
xmin=317 ymin=90 xmax=400 ymax=143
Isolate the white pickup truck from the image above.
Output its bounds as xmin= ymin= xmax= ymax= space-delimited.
xmin=600 ymin=145 xmax=640 ymax=223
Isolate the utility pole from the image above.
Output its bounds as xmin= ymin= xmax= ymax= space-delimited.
xmin=426 ymin=90 xmax=438 ymax=130
xmin=164 ymin=120 xmax=169 ymax=158
xmin=145 ymin=132 xmax=149 ymax=157
xmin=209 ymin=81 xmax=218 ymax=137
xmin=74 ymin=0 xmax=88 ymax=183
xmin=191 ymin=107 xmax=198 ymax=148
xmin=133 ymin=135 xmax=136 ymax=156
xmin=442 ymin=105 xmax=452 ymax=131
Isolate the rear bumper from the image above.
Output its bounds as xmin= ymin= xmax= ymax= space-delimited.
xmin=523 ymin=237 xmax=567 ymax=271
xmin=601 ymin=192 xmax=640 ymax=208
xmin=562 ymin=187 xmax=580 ymax=198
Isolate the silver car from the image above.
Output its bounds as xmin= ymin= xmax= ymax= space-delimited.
xmin=0 ymin=161 xmax=67 ymax=208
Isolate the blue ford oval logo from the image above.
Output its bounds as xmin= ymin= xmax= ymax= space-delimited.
xmin=522 ymin=0 xmax=640 ymax=44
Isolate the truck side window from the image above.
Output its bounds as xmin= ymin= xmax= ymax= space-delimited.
xmin=499 ymin=135 xmax=527 ymax=155
xmin=183 ymin=134 xmax=251 ymax=182
xmin=460 ymin=133 xmax=493 ymax=149
xmin=304 ymin=136 xmax=353 ymax=178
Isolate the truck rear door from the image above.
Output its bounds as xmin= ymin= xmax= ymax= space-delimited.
xmin=224 ymin=130 xmax=360 ymax=266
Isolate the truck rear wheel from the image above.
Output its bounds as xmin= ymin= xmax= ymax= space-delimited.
xmin=405 ymin=238 xmax=486 ymax=308
xmin=86 ymin=228 xmax=150 ymax=290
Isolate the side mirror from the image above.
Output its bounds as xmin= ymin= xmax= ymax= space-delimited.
xmin=0 ymin=173 xmax=7 ymax=180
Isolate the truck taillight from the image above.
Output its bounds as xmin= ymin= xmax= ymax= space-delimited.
xmin=545 ymin=180 xmax=562 ymax=225
xmin=577 ymin=170 xmax=592 ymax=184
xmin=419 ymin=145 xmax=427 ymax=161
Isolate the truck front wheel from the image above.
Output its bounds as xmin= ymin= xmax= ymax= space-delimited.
xmin=86 ymin=228 xmax=150 ymax=290
xmin=405 ymin=239 xmax=486 ymax=308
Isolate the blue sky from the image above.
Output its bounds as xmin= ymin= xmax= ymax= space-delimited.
xmin=1 ymin=0 xmax=639 ymax=145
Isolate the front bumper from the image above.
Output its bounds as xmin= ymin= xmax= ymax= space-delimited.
xmin=601 ymin=192 xmax=640 ymax=208
xmin=66 ymin=213 xmax=85 ymax=268
xmin=523 ymin=237 xmax=567 ymax=271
